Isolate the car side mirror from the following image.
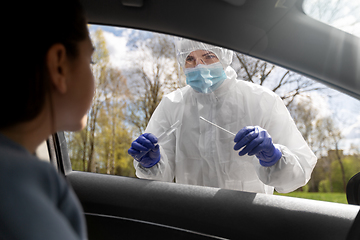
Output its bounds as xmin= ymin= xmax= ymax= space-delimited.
xmin=346 ymin=172 xmax=360 ymax=205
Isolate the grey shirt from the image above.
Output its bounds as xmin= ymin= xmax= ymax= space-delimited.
xmin=0 ymin=134 xmax=87 ymax=240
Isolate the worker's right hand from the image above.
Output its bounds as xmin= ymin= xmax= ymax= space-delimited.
xmin=234 ymin=126 xmax=282 ymax=167
xmin=128 ymin=133 xmax=160 ymax=168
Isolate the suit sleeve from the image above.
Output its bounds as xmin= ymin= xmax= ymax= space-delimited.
xmin=134 ymin=98 xmax=176 ymax=182
xmin=253 ymin=94 xmax=317 ymax=193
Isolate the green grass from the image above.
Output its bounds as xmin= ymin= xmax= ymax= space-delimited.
xmin=274 ymin=192 xmax=348 ymax=204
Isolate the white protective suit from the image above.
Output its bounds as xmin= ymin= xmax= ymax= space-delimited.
xmin=134 ymin=40 xmax=317 ymax=194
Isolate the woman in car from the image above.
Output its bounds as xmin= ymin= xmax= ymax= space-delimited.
xmin=0 ymin=0 xmax=93 ymax=239
xmin=129 ymin=38 xmax=317 ymax=194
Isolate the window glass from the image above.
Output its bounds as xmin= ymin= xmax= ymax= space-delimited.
xmin=303 ymin=0 xmax=360 ymax=38
xmin=65 ymin=25 xmax=360 ymax=204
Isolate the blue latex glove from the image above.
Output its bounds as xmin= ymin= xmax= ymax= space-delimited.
xmin=128 ymin=133 xmax=160 ymax=168
xmin=234 ymin=126 xmax=282 ymax=167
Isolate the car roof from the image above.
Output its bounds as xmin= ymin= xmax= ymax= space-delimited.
xmin=81 ymin=0 xmax=360 ymax=100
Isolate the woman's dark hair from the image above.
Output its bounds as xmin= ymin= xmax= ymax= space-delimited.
xmin=1 ymin=0 xmax=88 ymax=129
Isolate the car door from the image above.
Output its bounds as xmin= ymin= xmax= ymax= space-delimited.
xmin=48 ymin=132 xmax=358 ymax=240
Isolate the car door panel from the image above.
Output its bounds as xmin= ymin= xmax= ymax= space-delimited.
xmin=67 ymin=170 xmax=359 ymax=240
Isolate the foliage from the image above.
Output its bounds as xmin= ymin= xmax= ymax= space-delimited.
xmin=275 ymin=192 xmax=348 ymax=204
xmin=66 ymin=28 xmax=135 ymax=177
xmin=327 ymin=156 xmax=360 ymax=192
xmin=307 ymin=154 xmax=360 ymax=193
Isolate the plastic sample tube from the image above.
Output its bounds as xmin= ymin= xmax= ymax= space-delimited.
xmin=156 ymin=120 xmax=181 ymax=143
xmin=135 ymin=120 xmax=181 ymax=161
xmin=199 ymin=116 xmax=236 ymax=136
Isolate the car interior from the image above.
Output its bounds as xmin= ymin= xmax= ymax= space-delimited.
xmin=43 ymin=0 xmax=360 ymax=239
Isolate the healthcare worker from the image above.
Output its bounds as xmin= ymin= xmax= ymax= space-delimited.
xmin=128 ymin=38 xmax=317 ymax=194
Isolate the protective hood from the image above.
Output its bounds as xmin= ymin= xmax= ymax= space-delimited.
xmin=175 ymin=38 xmax=234 ymax=70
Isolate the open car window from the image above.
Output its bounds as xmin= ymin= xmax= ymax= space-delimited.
xmin=64 ymin=24 xmax=360 ymax=204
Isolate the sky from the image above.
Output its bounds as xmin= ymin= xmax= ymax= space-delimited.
xmin=303 ymin=0 xmax=360 ymax=37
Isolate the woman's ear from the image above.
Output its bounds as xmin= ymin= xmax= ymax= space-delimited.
xmin=46 ymin=44 xmax=69 ymax=94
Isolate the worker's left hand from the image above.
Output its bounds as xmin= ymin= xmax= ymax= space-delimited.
xmin=234 ymin=126 xmax=282 ymax=167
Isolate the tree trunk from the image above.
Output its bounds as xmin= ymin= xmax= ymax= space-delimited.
xmin=87 ymin=105 xmax=99 ymax=172
xmin=335 ymin=147 xmax=347 ymax=192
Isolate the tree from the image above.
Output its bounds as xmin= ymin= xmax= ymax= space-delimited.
xmin=66 ymin=28 xmax=133 ymax=176
xmin=331 ymin=155 xmax=360 ymax=192
xmin=284 ymin=94 xmax=352 ymax=192
xmin=86 ymin=28 xmax=111 ymax=172
xmin=64 ymin=131 xmax=86 ymax=171
xmin=310 ymin=116 xmax=347 ymax=192
xmin=233 ymin=54 xmax=326 ymax=107
xmin=97 ymin=67 xmax=131 ymax=175
xmin=323 ymin=119 xmax=347 ymax=192
xmin=125 ymin=33 xmax=180 ymax=134
xmin=96 ymin=106 xmax=134 ymax=176
xmin=287 ymin=96 xmax=317 ymax=148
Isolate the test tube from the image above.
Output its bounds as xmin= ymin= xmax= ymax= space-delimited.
xmin=134 ymin=120 xmax=181 ymax=161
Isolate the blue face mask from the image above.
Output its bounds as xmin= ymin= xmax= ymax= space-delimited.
xmin=185 ymin=62 xmax=227 ymax=93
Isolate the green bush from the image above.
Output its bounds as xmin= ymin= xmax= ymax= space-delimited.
xmin=275 ymin=192 xmax=347 ymax=204
xmin=319 ymin=179 xmax=331 ymax=192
